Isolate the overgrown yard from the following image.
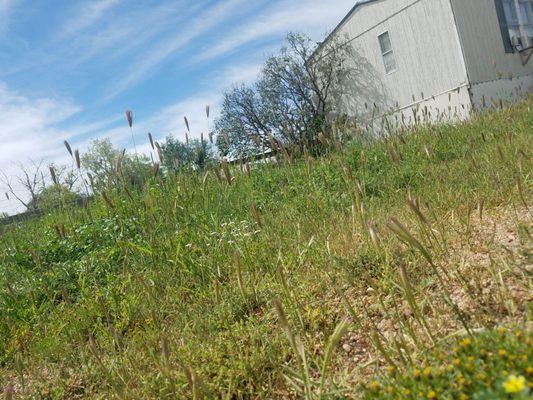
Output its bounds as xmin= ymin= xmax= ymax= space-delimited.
xmin=0 ymin=99 xmax=531 ymax=398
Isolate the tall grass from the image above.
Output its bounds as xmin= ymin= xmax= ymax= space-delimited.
xmin=0 ymin=98 xmax=531 ymax=398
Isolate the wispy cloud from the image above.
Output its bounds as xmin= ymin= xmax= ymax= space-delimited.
xmin=105 ymin=0 xmax=251 ymax=100
xmin=61 ymin=1 xmax=196 ymax=66
xmin=0 ymin=83 xmax=73 ymax=211
xmin=0 ymin=0 xmax=356 ymax=214
xmin=1 ymin=0 xmax=197 ymax=79
xmin=0 ymin=61 xmax=259 ymax=214
xmin=0 ymin=81 xmax=123 ymax=214
xmin=195 ymin=0 xmax=354 ymax=62
xmin=59 ymin=0 xmax=121 ymax=37
xmin=0 ymin=0 xmax=16 ymax=38
xmin=94 ymin=61 xmax=264 ymax=153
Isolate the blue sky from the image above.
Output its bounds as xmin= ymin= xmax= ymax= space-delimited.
xmin=0 ymin=0 xmax=355 ymax=213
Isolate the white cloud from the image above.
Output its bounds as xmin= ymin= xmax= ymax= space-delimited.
xmin=0 ymin=0 xmax=16 ymax=38
xmin=94 ymin=0 xmax=355 ymax=101
xmin=0 ymin=0 xmax=357 ymax=214
xmin=63 ymin=1 xmax=195 ymax=66
xmin=3 ymin=1 xmax=198 ymax=79
xmin=215 ymin=62 xmax=263 ymax=87
xmin=0 ymin=58 xmax=261 ymax=211
xmin=0 ymin=82 xmax=81 ymax=148
xmin=195 ymin=0 xmax=355 ymax=62
xmin=0 ymin=59 xmax=261 ymax=215
xmin=57 ymin=61 xmax=263 ymax=177
xmin=103 ymin=0 xmax=354 ymax=98
xmin=105 ymin=0 xmax=250 ymax=100
xmin=0 ymin=82 xmax=123 ymax=214
xmin=60 ymin=0 xmax=121 ymax=37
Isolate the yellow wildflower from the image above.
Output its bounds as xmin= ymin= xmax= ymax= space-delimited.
xmin=497 ymin=326 xmax=506 ymax=335
xmin=498 ymin=349 xmax=507 ymax=358
xmin=413 ymin=368 xmax=421 ymax=379
xmin=370 ymin=380 xmax=380 ymax=391
xmin=459 ymin=394 xmax=468 ymax=400
xmin=459 ymin=338 xmax=471 ymax=348
xmin=502 ymin=375 xmax=526 ymax=394
xmin=428 ymin=390 xmax=437 ymax=399
xmin=526 ymin=366 xmax=533 ymax=376
xmin=423 ymin=367 xmax=432 ymax=377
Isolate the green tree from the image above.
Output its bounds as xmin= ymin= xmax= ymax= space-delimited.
xmin=37 ymin=185 xmax=78 ymax=212
xmin=160 ymin=137 xmax=217 ymax=172
xmin=81 ymin=138 xmax=152 ymax=191
xmin=215 ymin=32 xmax=383 ymax=157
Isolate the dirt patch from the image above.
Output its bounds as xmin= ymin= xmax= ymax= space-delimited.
xmin=326 ymin=205 xmax=532 ymax=389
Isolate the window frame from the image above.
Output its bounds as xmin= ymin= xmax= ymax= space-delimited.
xmin=377 ymin=31 xmax=397 ymax=74
xmin=518 ymin=0 xmax=533 ymax=47
xmin=495 ymin=0 xmax=533 ymax=53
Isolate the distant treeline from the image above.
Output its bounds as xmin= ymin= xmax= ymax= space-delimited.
xmin=0 ymin=195 xmax=90 ymax=227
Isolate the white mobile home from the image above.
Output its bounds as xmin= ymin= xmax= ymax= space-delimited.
xmin=318 ymin=0 xmax=533 ymax=126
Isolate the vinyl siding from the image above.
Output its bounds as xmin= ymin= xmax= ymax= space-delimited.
xmin=331 ymin=0 xmax=469 ymax=112
xmin=450 ymin=0 xmax=533 ymax=84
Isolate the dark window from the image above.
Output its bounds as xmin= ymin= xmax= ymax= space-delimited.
xmin=378 ymin=31 xmax=397 ymax=73
xmin=496 ymin=0 xmax=533 ymax=52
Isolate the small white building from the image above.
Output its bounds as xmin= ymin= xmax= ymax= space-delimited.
xmin=318 ymin=0 xmax=533 ymax=127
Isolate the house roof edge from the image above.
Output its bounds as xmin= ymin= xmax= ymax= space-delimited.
xmin=310 ymin=0 xmax=378 ymax=62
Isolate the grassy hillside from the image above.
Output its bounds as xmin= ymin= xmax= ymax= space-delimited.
xmin=0 ymin=99 xmax=531 ymax=399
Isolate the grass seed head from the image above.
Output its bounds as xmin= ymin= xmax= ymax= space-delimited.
xmin=367 ymin=220 xmax=380 ymax=248
xmin=161 ymin=335 xmax=170 ymax=365
xmin=49 ymin=166 xmax=58 ymax=185
xmin=250 ymin=202 xmax=262 ymax=229
xmin=74 ymin=149 xmax=81 ymax=169
xmin=213 ymin=278 xmax=221 ymax=304
xmin=101 ymin=191 xmax=115 ymax=209
xmin=155 ymin=142 xmax=164 ymax=163
xmin=152 ymin=162 xmax=160 ymax=177
xmin=125 ymin=110 xmax=133 ymax=128
xmin=222 ymin=159 xmax=232 ymax=185
xmin=64 ymin=140 xmax=73 ymax=156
